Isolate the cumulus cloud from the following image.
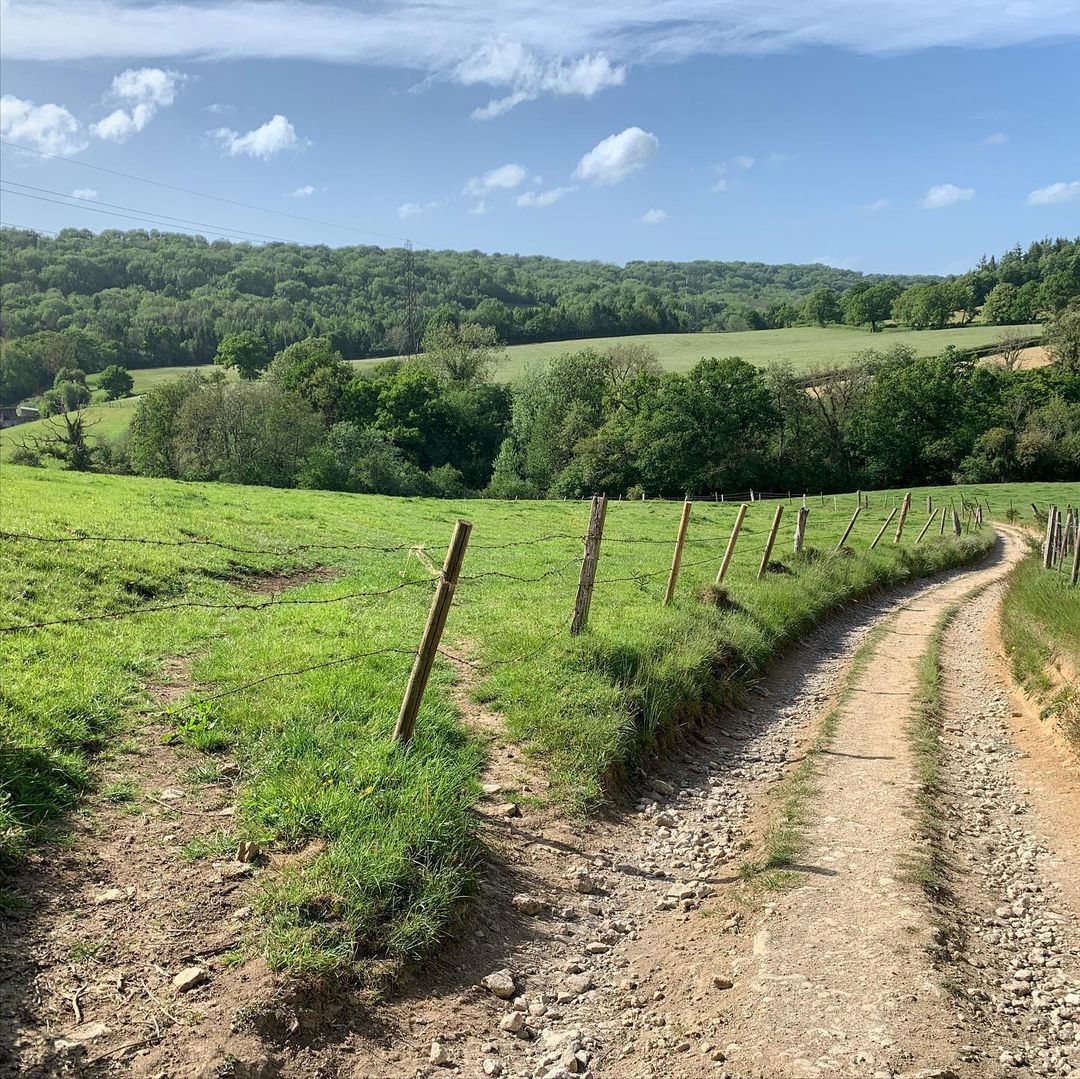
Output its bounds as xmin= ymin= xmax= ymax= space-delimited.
xmin=91 ymin=66 xmax=183 ymax=141
xmin=0 ymin=93 xmax=86 ymax=155
xmin=920 ymin=183 xmax=975 ymax=209
xmin=211 ymin=114 xmax=306 ymax=158
xmin=1026 ymin=181 xmax=1080 ymax=206
xmin=639 ymin=208 xmax=668 ymax=224
xmin=290 ymin=184 xmax=315 ymax=198
xmin=573 ymin=127 xmax=658 ymax=186
xmin=463 ymin=163 xmax=528 ymax=196
xmin=398 ymin=199 xmax=444 ymax=218
xmin=71 ymin=187 xmax=98 ymax=199
xmin=516 ymin=185 xmax=574 ymax=207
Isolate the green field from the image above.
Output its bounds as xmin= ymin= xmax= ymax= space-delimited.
xmin=0 ymin=397 xmax=141 ymax=463
xmin=4 ymin=470 xmax=1073 ymax=977
xmin=373 ymin=323 xmax=1037 ymax=381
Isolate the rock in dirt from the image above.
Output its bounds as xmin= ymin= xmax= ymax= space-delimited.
xmin=480 ymin=968 xmax=517 ymax=998
xmin=482 ymin=1059 xmax=503 ymax=1076
xmin=235 ymin=840 xmax=262 ymax=863
xmin=172 ymin=966 xmax=209 ymax=992
xmin=650 ymin=779 xmax=675 ymax=796
xmin=512 ymin=893 xmax=544 ymax=916
xmin=499 ymin=1011 xmax=525 ymax=1034
xmin=571 ymin=870 xmax=599 ymax=895
xmin=94 ymin=888 xmax=124 ymax=905
xmin=711 ymin=975 xmax=734 ymax=991
xmin=59 ymin=1021 xmax=110 ymax=1045
xmin=429 ymin=1041 xmax=449 ymax=1066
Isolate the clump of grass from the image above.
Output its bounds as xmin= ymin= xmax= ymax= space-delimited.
xmin=180 ymin=830 xmax=236 ymax=862
xmin=101 ymin=779 xmax=139 ymax=804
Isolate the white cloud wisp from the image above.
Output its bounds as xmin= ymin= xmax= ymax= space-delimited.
xmin=574 ymin=127 xmax=658 ymax=186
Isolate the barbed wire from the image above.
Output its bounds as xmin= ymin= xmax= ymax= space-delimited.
xmin=0 ymin=577 xmax=439 ymax=635
xmin=151 ymin=646 xmax=419 ymax=716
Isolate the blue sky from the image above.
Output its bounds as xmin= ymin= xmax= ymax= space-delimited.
xmin=1 ymin=0 xmax=1079 ymax=275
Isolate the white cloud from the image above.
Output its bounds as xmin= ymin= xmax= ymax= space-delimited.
xmin=91 ymin=67 xmax=183 ymax=141
xmin=1026 ymin=181 xmax=1080 ymax=206
xmin=460 ymin=45 xmax=626 ymax=118
xmin=982 ymin=131 xmax=1007 ymax=145
xmin=573 ymin=126 xmax=658 ymax=186
xmin=5 ymin=1 xmax=1074 ymax=65
xmin=516 ymin=185 xmax=574 ymax=207
xmin=398 ymin=199 xmax=444 ymax=218
xmin=289 ymin=184 xmax=315 ymax=198
xmin=639 ymin=208 xmax=668 ymax=224
xmin=920 ymin=183 xmax=975 ymax=209
xmin=711 ymin=177 xmax=728 ymax=193
xmin=733 ymin=154 xmax=755 ymax=169
xmin=860 ymin=197 xmax=890 ymax=213
xmin=463 ymin=163 xmax=528 ymax=196
xmin=211 ymin=114 xmax=306 ymax=159
xmin=0 ymin=94 xmax=86 ymax=155
xmin=70 ymin=187 xmax=98 ymax=199
xmin=468 ymin=199 xmax=488 ymax=215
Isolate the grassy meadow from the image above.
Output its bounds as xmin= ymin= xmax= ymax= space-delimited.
xmin=370 ymin=322 xmax=1035 ymax=381
xmin=2 ymin=472 xmax=1075 ymax=976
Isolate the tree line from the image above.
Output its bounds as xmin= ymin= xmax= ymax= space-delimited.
xmin=15 ymin=311 xmax=1080 ymax=496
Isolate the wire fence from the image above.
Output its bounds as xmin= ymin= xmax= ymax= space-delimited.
xmin=1 ymin=493 xmax=999 ymax=739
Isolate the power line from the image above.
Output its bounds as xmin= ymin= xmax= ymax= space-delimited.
xmin=1 ymin=186 xmax=290 ymax=245
xmin=2 ymin=180 xmax=300 ymax=244
xmin=0 ymin=137 xmax=412 ymax=246
xmin=0 ymin=219 xmax=58 ymax=237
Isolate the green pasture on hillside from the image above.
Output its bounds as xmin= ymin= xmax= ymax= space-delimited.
xmin=2 ymin=473 xmax=1074 ymax=976
xmin=371 ymin=322 xmax=1036 ymax=381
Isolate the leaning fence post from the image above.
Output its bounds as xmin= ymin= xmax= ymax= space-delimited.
xmin=793 ymin=506 xmax=809 ymax=555
xmin=870 ymin=508 xmax=897 ymax=550
xmin=571 ymin=495 xmax=608 ymax=635
xmin=716 ymin=503 xmax=748 ymax=585
xmin=664 ymin=500 xmax=693 ymax=606
xmin=915 ymin=508 xmax=940 ymax=544
xmin=758 ymin=504 xmax=784 ymax=579
xmin=952 ymin=508 xmax=962 ymax=537
xmin=893 ymin=492 xmax=912 ymax=543
xmin=834 ymin=506 xmax=861 ymax=552
xmin=394 ymin=518 xmax=472 ymax=745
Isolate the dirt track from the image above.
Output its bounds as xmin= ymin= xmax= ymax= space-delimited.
xmin=2 ymin=528 xmax=1077 ymax=1079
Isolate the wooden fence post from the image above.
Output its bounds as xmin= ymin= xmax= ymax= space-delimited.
xmin=927 ymin=495 xmax=933 ymax=515
xmin=1043 ymin=506 xmax=1057 ymax=570
xmin=793 ymin=506 xmax=809 ymax=555
xmin=870 ymin=508 xmax=897 ymax=550
xmin=952 ymin=508 xmax=962 ymax=537
xmin=716 ymin=503 xmax=749 ymax=585
xmin=834 ymin=506 xmax=861 ymax=552
xmin=915 ymin=508 xmax=939 ymax=544
xmin=758 ymin=504 xmax=784 ymax=579
xmin=893 ymin=493 xmax=911 ymax=543
xmin=1071 ymin=520 xmax=1080 ymax=587
xmin=571 ymin=495 xmax=608 ymax=635
xmin=394 ymin=518 xmax=472 ymax=745
xmin=664 ymin=500 xmax=693 ymax=606
xmin=939 ymin=506 xmax=947 ymax=536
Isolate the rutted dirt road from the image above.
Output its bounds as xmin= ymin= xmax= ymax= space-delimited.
xmin=2 ymin=528 xmax=1077 ymax=1079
